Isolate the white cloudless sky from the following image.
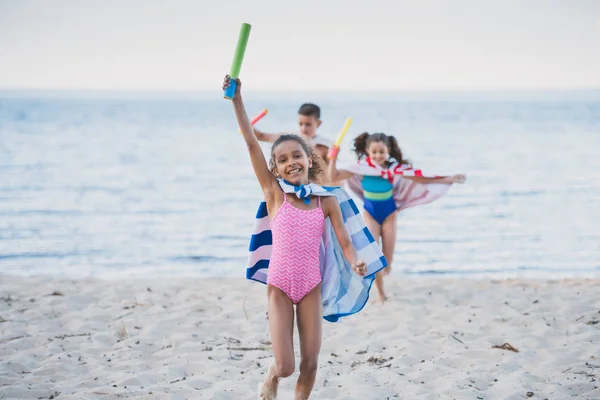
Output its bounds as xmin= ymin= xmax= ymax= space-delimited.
xmin=0 ymin=0 xmax=599 ymax=91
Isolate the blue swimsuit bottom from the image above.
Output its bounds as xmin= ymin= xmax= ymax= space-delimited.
xmin=361 ymin=175 xmax=397 ymax=225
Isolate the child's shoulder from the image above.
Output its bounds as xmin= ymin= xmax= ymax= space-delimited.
xmin=312 ymin=135 xmax=333 ymax=148
xmin=320 ymin=194 xmax=336 ymax=202
xmin=319 ymin=195 xmax=338 ymax=209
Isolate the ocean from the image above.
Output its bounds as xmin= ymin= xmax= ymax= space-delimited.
xmin=1 ymin=90 xmax=599 ymax=279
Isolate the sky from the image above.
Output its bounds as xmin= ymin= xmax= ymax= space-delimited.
xmin=0 ymin=0 xmax=599 ymax=92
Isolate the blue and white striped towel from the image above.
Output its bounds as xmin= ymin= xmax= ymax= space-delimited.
xmin=246 ymin=179 xmax=387 ymax=322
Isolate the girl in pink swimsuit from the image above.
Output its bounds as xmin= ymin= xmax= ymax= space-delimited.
xmin=267 ymin=192 xmax=325 ymax=305
xmin=224 ymin=75 xmax=367 ymax=400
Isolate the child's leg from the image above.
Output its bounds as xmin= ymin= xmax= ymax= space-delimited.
xmin=295 ymin=284 xmax=322 ymax=400
xmin=363 ymin=212 xmax=386 ymax=303
xmin=381 ymin=212 xmax=397 ymax=276
xmin=260 ymin=285 xmax=295 ymax=399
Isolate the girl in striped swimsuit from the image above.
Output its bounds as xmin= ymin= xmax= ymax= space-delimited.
xmin=328 ymin=132 xmax=466 ymax=304
xmin=224 ymin=75 xmax=368 ymax=400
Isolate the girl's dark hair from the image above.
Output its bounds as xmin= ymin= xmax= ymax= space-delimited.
xmin=352 ymin=132 xmax=410 ymax=165
xmin=269 ymin=134 xmax=324 ymax=182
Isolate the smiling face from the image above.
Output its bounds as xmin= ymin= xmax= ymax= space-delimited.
xmin=367 ymin=140 xmax=390 ymax=166
xmin=272 ymin=139 xmax=312 ymax=185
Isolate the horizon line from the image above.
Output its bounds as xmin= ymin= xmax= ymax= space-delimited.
xmin=2 ymin=87 xmax=599 ymax=102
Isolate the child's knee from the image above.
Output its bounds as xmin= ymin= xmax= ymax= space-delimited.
xmin=274 ymin=359 xmax=295 ymax=378
xmin=300 ymin=357 xmax=318 ymax=375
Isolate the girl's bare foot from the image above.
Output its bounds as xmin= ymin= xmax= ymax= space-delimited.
xmin=377 ymin=292 xmax=388 ymax=305
xmin=258 ymin=365 xmax=279 ymax=400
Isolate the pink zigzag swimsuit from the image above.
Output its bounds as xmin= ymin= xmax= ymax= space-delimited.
xmin=267 ymin=193 xmax=325 ymax=304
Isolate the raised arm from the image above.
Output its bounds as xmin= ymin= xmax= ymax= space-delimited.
xmin=252 ymin=127 xmax=286 ymax=143
xmin=322 ymin=197 xmax=367 ymax=276
xmin=404 ymin=174 xmax=466 ymax=184
xmin=327 ymin=146 xmax=356 ymax=182
xmin=224 ymin=76 xmax=278 ymax=196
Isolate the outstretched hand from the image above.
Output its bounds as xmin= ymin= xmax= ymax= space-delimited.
xmin=222 ymin=74 xmax=241 ymax=95
xmin=451 ymin=174 xmax=467 ymax=184
xmin=352 ymin=260 xmax=367 ymax=276
xmin=327 ymin=145 xmax=340 ymax=161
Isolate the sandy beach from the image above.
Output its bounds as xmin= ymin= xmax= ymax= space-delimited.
xmin=1 ymin=275 xmax=598 ymax=399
